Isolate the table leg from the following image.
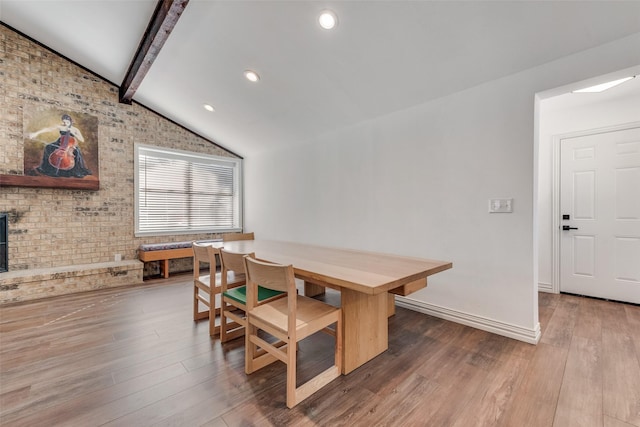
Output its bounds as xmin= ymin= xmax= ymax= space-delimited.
xmin=340 ymin=289 xmax=388 ymax=374
xmin=304 ymin=281 xmax=326 ymax=297
xmin=387 ymin=293 xmax=396 ymax=317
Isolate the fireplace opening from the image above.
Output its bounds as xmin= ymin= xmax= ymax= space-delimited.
xmin=0 ymin=213 xmax=7 ymax=272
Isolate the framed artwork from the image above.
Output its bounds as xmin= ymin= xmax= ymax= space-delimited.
xmin=2 ymin=107 xmax=100 ymax=190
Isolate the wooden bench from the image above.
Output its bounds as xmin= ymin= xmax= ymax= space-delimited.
xmin=138 ymin=240 xmax=220 ymax=278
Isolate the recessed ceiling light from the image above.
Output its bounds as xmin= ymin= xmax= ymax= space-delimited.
xmin=572 ymin=76 xmax=635 ymax=93
xmin=203 ymin=104 xmax=215 ymax=112
xmin=319 ymin=10 xmax=338 ymax=30
xmin=244 ymin=70 xmax=260 ymax=82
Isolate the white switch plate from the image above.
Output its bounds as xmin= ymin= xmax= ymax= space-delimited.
xmin=489 ymin=198 xmax=513 ymax=213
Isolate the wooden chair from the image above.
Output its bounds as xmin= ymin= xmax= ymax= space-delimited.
xmin=192 ymin=242 xmax=221 ymax=336
xmin=192 ymin=242 xmax=245 ymax=336
xmin=222 ymin=232 xmax=254 ymax=242
xmin=219 ymin=249 xmax=283 ymax=342
xmin=243 ymin=254 xmax=342 ymax=408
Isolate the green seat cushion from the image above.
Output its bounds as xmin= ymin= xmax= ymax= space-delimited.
xmin=223 ymin=285 xmax=283 ymax=305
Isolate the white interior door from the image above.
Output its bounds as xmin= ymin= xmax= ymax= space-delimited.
xmin=560 ymin=125 xmax=640 ymax=304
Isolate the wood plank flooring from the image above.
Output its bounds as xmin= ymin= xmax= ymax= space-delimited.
xmin=1 ymin=275 xmax=639 ymax=426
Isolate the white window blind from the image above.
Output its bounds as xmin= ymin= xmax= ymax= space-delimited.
xmin=135 ymin=144 xmax=242 ymax=236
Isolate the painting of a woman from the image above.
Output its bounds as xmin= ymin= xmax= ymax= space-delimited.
xmin=29 ymin=114 xmax=92 ymax=178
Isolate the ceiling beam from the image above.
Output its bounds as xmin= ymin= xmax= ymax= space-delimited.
xmin=119 ymin=0 xmax=189 ymax=104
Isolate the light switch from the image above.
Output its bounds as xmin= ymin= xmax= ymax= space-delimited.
xmin=488 ymin=198 xmax=513 ymax=213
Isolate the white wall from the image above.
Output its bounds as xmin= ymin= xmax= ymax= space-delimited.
xmin=244 ymin=32 xmax=640 ymax=344
xmin=538 ymin=81 xmax=640 ymax=290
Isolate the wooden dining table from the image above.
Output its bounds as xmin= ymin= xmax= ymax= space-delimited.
xmin=215 ymin=239 xmax=452 ymax=374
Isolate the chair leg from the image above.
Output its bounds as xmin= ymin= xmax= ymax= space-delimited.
xmin=220 ymin=301 xmax=227 ymax=341
xmin=245 ymin=323 xmax=257 ymax=374
xmin=209 ymin=289 xmax=222 ymax=336
xmin=208 ymin=304 xmax=216 ymax=336
xmin=286 ymin=339 xmax=298 ymax=409
xmin=193 ymin=286 xmax=198 ymax=321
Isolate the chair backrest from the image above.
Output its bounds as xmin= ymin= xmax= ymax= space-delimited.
xmin=243 ymin=254 xmax=296 ymax=312
xmin=222 ymin=232 xmax=255 ymax=242
xmin=219 ymin=248 xmax=248 ymax=277
xmin=192 ymin=241 xmax=218 ymax=277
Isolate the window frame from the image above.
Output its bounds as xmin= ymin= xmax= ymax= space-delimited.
xmin=134 ymin=143 xmax=243 ymax=237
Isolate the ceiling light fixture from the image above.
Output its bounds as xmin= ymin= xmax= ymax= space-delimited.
xmin=244 ymin=70 xmax=260 ymax=82
xmin=318 ymin=10 xmax=338 ymax=30
xmin=203 ymin=104 xmax=215 ymax=112
xmin=572 ymin=76 xmax=635 ymax=93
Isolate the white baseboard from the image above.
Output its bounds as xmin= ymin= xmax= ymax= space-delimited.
xmin=395 ymin=297 xmax=541 ymax=344
xmin=538 ymin=281 xmax=553 ymax=292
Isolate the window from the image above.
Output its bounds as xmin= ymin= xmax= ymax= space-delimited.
xmin=135 ymin=144 xmax=242 ymax=236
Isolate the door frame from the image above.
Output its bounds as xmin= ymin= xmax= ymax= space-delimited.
xmin=551 ymin=121 xmax=640 ymax=294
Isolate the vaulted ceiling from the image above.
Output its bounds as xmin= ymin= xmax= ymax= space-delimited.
xmin=2 ymin=1 xmax=640 ymax=156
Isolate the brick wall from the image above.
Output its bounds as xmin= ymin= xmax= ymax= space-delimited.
xmin=0 ymin=25 xmax=238 ymax=302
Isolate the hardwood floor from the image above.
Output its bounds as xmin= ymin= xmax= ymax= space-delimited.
xmin=1 ymin=275 xmax=639 ymax=426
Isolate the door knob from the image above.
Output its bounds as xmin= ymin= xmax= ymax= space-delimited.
xmin=562 ymin=225 xmax=578 ymax=230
